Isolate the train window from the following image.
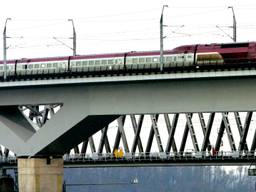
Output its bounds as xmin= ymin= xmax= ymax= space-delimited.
xmin=47 ymin=63 xmax=52 ymax=68
xmin=146 ymin=58 xmax=152 ymax=62
xmin=22 ymin=65 xmax=28 ymax=69
xmin=53 ymin=63 xmax=57 ymax=67
xmin=139 ymin=58 xmax=145 ymax=63
xmin=108 ymin=60 xmax=114 ymax=64
xmin=126 ymin=58 xmax=132 ymax=64
xmin=82 ymin=61 xmax=87 ymax=66
xmin=89 ymin=60 xmax=94 ymax=65
xmin=28 ymin=65 xmax=33 ymax=69
xmin=166 ymin=57 xmax=172 ymax=61
xmin=116 ymin=59 xmax=122 ymax=64
xmin=174 ymin=57 xmax=177 ymax=61
xmin=41 ymin=64 xmax=46 ymax=68
xmin=76 ymin=61 xmax=81 ymax=66
xmin=102 ymin=60 xmax=107 ymax=65
xmin=95 ymin=60 xmax=100 ymax=65
xmin=153 ymin=57 xmax=159 ymax=62
xmin=132 ymin=58 xmax=138 ymax=63
xmin=0 ymin=66 xmax=3 ymax=70
xmin=35 ymin=64 xmax=39 ymax=69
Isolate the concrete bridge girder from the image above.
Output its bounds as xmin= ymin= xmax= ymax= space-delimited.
xmin=0 ymin=76 xmax=255 ymax=156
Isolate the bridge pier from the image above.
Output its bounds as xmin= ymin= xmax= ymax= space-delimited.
xmin=18 ymin=157 xmax=63 ymax=192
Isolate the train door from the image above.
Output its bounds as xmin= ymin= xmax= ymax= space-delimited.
xmin=176 ymin=54 xmax=185 ymax=67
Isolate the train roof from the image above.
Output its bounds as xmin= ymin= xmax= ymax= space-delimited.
xmin=0 ymin=50 xmax=169 ymax=64
xmin=172 ymin=41 xmax=256 ymax=52
xmin=1 ymin=41 xmax=256 ymax=64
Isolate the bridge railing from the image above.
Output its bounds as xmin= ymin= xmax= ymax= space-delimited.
xmin=0 ymin=156 xmax=17 ymax=164
xmin=63 ymin=151 xmax=256 ymax=163
xmin=0 ymin=151 xmax=255 ymax=165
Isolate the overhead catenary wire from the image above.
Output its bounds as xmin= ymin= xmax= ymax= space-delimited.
xmin=5 ymin=7 xmax=230 ymax=32
xmin=3 ymin=4 xmax=256 ymax=59
xmin=11 ymin=23 xmax=256 ymax=42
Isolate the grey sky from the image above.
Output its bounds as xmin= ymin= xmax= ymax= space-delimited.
xmin=1 ymin=0 xmax=256 ymax=59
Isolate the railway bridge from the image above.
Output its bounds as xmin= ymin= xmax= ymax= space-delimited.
xmin=0 ymin=69 xmax=256 ymax=191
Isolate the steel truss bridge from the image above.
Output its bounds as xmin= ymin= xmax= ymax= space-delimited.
xmin=0 ymin=69 xmax=256 ymax=168
xmin=1 ymin=111 xmax=256 ymax=167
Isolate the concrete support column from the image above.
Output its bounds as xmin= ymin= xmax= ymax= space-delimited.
xmin=18 ymin=157 xmax=63 ymax=192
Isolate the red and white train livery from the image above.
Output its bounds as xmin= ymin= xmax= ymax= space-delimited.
xmin=0 ymin=42 xmax=255 ymax=78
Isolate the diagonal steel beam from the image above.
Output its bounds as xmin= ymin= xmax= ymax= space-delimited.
xmin=130 ymin=115 xmax=144 ymax=153
xmin=186 ymin=113 xmax=199 ymax=152
xmin=41 ymin=106 xmax=49 ymax=126
xmin=234 ymin=112 xmax=244 ymax=136
xmin=251 ymin=129 xmax=256 ymax=152
xmin=118 ymin=116 xmax=129 ymax=153
xmin=4 ymin=148 xmax=9 ymax=158
xmin=40 ymin=104 xmax=59 ymax=124
xmin=113 ymin=116 xmax=129 ymax=152
xmin=98 ymin=126 xmax=111 ymax=154
xmin=215 ymin=120 xmax=225 ymax=151
xmin=198 ymin=113 xmax=207 ymax=135
xmin=89 ymin=137 xmax=96 ymax=153
xmin=73 ymin=146 xmax=79 ymax=154
xmin=81 ymin=140 xmax=88 ymax=154
xmin=150 ymin=114 xmax=164 ymax=152
xmin=165 ymin=114 xmax=178 ymax=153
xmin=113 ymin=128 xmax=121 ymax=153
xmin=201 ymin=113 xmax=215 ymax=151
xmin=234 ymin=112 xmax=249 ymax=151
xmin=179 ymin=114 xmax=193 ymax=154
xmin=27 ymin=105 xmax=42 ymax=119
xmin=103 ymin=131 xmax=111 ymax=153
xmin=146 ymin=114 xmax=159 ymax=153
xmin=238 ymin=112 xmax=252 ymax=151
xmin=222 ymin=112 xmax=236 ymax=151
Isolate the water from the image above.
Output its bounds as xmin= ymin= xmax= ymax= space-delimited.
xmin=63 ymin=166 xmax=255 ymax=192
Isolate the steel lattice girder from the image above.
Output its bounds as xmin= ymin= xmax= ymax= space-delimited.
xmin=68 ymin=112 xmax=256 ymax=156
xmin=1 ymin=110 xmax=256 ymax=158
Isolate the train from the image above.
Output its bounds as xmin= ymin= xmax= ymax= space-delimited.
xmin=0 ymin=41 xmax=255 ymax=78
